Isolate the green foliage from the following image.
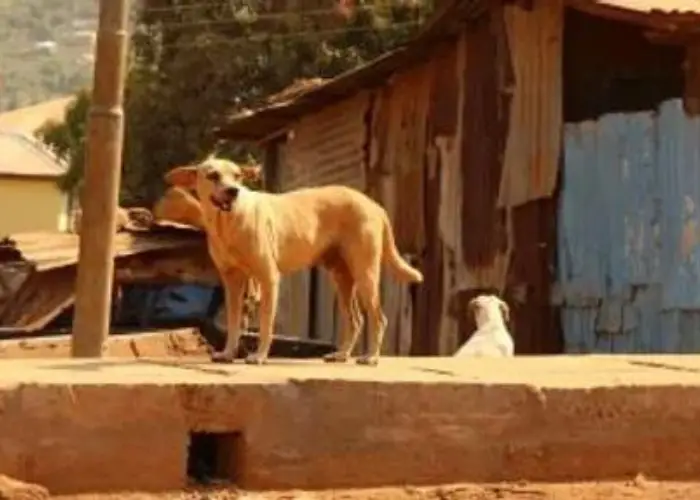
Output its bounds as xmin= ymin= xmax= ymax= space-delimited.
xmin=33 ymin=0 xmax=434 ymax=204
xmin=34 ymin=89 xmax=90 ymax=191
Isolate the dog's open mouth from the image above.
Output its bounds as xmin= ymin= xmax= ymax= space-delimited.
xmin=210 ymin=193 xmax=234 ymax=212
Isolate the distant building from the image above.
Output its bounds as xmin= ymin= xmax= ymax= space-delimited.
xmin=0 ymin=96 xmax=74 ymax=136
xmin=0 ymin=98 xmax=74 ymax=235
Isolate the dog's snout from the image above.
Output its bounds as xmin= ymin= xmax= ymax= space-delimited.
xmin=225 ymin=186 xmax=240 ymax=198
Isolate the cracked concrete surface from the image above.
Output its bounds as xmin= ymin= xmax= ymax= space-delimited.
xmin=1 ymin=355 xmax=700 ymax=495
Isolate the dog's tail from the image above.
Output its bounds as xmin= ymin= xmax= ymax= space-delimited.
xmin=382 ymin=218 xmax=424 ymax=283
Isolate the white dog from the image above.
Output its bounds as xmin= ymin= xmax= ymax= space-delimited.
xmin=454 ymin=294 xmax=514 ymax=357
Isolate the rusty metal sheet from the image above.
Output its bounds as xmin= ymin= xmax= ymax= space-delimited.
xmin=1 ymin=229 xmax=206 ymax=272
xmin=218 ymin=0 xmax=489 ymax=142
xmin=558 ymin=98 xmax=700 ymax=354
xmin=0 ymin=266 xmax=76 ymax=331
xmin=657 ymin=99 xmax=700 ymax=310
xmin=375 ymin=64 xmax=431 ymax=255
xmin=428 ymin=43 xmax=460 ymax=137
xmin=506 ymin=199 xmax=562 ymax=354
xmin=559 ymin=110 xmax=658 ymax=306
xmin=460 ymin=15 xmax=509 ymax=282
xmin=280 ymin=92 xmax=369 ymax=192
xmin=498 ymin=0 xmax=563 ymax=208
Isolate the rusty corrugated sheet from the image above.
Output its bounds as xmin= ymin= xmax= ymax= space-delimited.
xmin=217 ymin=0 xmax=490 ymax=141
xmin=0 ymin=223 xmax=210 ymax=333
xmin=2 ymin=228 xmax=205 ymax=272
xmin=375 ymin=65 xmax=431 ymax=255
xmin=498 ymin=0 xmax=562 ymax=208
xmin=279 ymin=92 xmax=369 ymax=191
xmin=460 ymin=14 xmax=509 ymax=286
xmin=506 ymin=199 xmax=562 ymax=354
xmin=657 ymin=99 xmax=700 ymax=310
xmin=559 ymin=98 xmax=700 ymax=354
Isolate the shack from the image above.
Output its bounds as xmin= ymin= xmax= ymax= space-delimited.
xmin=218 ymin=0 xmax=700 ymax=355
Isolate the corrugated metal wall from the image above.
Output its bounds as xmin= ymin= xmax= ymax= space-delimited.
xmin=498 ymin=0 xmax=562 ymax=208
xmin=275 ymin=92 xmax=369 ymax=343
xmin=559 ymin=98 xmax=700 ymax=353
xmin=278 ymin=92 xmax=369 ymax=191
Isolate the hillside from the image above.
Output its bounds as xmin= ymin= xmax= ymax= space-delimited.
xmin=0 ymin=0 xmax=98 ymax=111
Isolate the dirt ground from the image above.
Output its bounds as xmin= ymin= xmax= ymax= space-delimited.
xmin=55 ymin=479 xmax=700 ymax=500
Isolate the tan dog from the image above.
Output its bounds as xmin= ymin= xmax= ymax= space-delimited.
xmin=152 ymin=185 xmax=262 ymax=329
xmin=454 ymin=294 xmax=514 ymax=357
xmin=165 ymin=156 xmax=423 ymax=365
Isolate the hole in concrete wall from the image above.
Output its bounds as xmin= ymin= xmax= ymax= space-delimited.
xmin=187 ymin=431 xmax=243 ymax=485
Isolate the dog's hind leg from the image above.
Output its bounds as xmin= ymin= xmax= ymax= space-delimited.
xmin=245 ymin=272 xmax=280 ymax=365
xmin=354 ymin=267 xmax=387 ymax=366
xmin=323 ymin=267 xmax=364 ymax=363
xmin=211 ymin=269 xmax=248 ymax=363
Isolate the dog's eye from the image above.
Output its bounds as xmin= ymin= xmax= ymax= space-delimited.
xmin=205 ymin=170 xmax=221 ymax=182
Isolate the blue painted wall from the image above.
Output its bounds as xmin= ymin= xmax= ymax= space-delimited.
xmin=559 ymin=99 xmax=700 ymax=353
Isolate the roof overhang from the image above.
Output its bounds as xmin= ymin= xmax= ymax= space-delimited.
xmin=216 ymin=0 xmax=700 ymax=143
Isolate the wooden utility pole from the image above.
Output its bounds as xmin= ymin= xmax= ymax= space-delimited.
xmin=71 ymin=0 xmax=131 ymax=357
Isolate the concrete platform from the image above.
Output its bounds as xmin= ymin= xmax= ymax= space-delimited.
xmin=1 ymin=355 xmax=700 ymax=494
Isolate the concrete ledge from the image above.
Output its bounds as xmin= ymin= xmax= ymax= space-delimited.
xmin=1 ymin=355 xmax=700 ymax=494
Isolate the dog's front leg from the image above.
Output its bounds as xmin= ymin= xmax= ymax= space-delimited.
xmin=211 ymin=269 xmax=247 ymax=363
xmin=244 ymin=274 xmax=279 ymax=365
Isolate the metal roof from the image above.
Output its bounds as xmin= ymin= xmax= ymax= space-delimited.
xmin=216 ymin=0 xmax=488 ymax=141
xmin=0 ymin=96 xmax=74 ymax=136
xmin=0 ymin=131 xmax=67 ymax=179
xmin=0 ymin=224 xmax=205 ymax=272
xmin=217 ymin=0 xmax=700 ymax=142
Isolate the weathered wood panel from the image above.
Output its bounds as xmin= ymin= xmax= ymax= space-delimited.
xmin=498 ymin=0 xmax=563 ymax=208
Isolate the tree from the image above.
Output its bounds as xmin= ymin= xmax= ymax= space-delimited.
xmin=35 ymin=0 xmax=434 ymax=205
xmin=34 ymin=89 xmax=90 ymax=192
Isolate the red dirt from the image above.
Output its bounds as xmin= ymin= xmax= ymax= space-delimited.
xmin=54 ymin=480 xmax=700 ymax=500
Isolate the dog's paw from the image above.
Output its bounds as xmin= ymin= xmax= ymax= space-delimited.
xmin=323 ymin=351 xmax=350 ymax=363
xmin=244 ymin=354 xmax=267 ymax=365
xmin=211 ymin=351 xmax=235 ymax=364
xmin=356 ymin=356 xmax=379 ymax=366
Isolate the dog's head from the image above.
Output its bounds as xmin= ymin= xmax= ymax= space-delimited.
xmin=468 ymin=294 xmax=510 ymax=327
xmin=164 ymin=155 xmax=262 ymax=212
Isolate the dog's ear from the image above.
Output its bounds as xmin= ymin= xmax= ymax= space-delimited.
xmin=241 ymin=165 xmax=262 ymax=183
xmin=498 ymin=299 xmax=510 ymax=323
xmin=164 ymin=166 xmax=198 ymax=189
xmin=467 ymin=298 xmax=479 ymax=319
